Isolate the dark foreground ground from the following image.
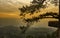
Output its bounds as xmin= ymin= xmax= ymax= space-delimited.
xmin=0 ymin=25 xmax=57 ymax=38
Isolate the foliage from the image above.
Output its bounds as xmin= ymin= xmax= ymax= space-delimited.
xmin=19 ymin=0 xmax=46 ymax=14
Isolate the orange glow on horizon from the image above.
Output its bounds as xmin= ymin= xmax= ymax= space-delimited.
xmin=0 ymin=13 xmax=21 ymax=18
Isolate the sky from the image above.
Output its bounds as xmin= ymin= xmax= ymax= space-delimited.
xmin=0 ymin=0 xmax=59 ymax=28
xmin=0 ymin=0 xmax=32 ymax=13
xmin=0 ymin=0 xmax=59 ymax=18
xmin=0 ymin=0 xmax=33 ymax=18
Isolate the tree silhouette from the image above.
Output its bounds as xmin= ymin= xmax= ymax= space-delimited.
xmin=19 ymin=0 xmax=46 ymax=15
xmin=19 ymin=0 xmax=46 ymax=33
xmin=18 ymin=0 xmax=59 ymax=34
xmin=19 ymin=12 xmax=59 ymax=33
xmin=25 ymin=12 xmax=58 ymax=22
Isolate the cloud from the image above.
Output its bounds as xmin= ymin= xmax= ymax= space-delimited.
xmin=0 ymin=0 xmax=32 ymax=12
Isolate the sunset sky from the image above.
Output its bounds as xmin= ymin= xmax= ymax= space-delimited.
xmin=0 ymin=0 xmax=59 ymax=28
xmin=0 ymin=0 xmax=59 ymax=18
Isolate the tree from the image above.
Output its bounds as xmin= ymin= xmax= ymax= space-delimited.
xmin=19 ymin=12 xmax=59 ymax=34
xmin=19 ymin=0 xmax=46 ymax=15
xmin=18 ymin=0 xmax=59 ymax=34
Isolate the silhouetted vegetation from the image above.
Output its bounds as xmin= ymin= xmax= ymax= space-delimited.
xmin=18 ymin=12 xmax=59 ymax=34
xmin=19 ymin=0 xmax=46 ymax=15
xmin=17 ymin=0 xmax=59 ymax=38
xmin=25 ymin=12 xmax=59 ymax=22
